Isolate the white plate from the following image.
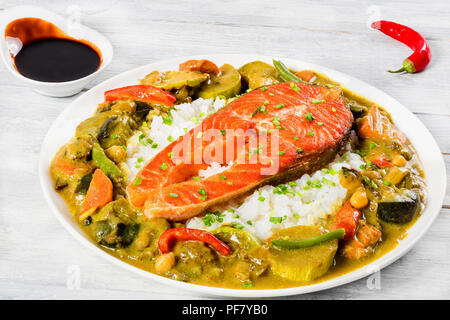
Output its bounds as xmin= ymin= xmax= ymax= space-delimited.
xmin=39 ymin=54 xmax=446 ymax=298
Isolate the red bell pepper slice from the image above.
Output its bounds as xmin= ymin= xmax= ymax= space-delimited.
xmin=158 ymin=228 xmax=231 ymax=256
xmin=371 ymin=155 xmax=393 ymax=167
xmin=104 ymin=85 xmax=176 ymax=107
xmin=331 ymin=200 xmax=361 ymax=241
xmin=179 ymin=59 xmax=220 ymax=75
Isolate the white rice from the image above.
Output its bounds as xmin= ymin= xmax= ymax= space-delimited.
xmin=124 ymin=97 xmax=365 ymax=241
xmin=125 ymin=98 xmax=226 ymax=180
xmin=186 ymin=152 xmax=364 ymax=240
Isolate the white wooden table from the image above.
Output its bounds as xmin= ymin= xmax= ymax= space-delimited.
xmin=0 ymin=0 xmax=449 ymax=300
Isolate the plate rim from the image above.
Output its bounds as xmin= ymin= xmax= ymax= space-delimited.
xmin=39 ymin=54 xmax=447 ymax=298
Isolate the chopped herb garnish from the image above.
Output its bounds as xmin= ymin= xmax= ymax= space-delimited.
xmin=192 ymin=176 xmax=202 ymax=180
xmin=246 ymin=220 xmax=253 ymax=226
xmin=160 ymin=163 xmax=168 ymax=170
xmin=151 ymin=143 xmax=158 ymax=149
xmin=354 ymin=150 xmax=367 ymax=157
xmin=258 ymin=196 xmax=265 ymax=202
xmin=290 ymin=83 xmax=300 ymax=92
xmin=169 ymin=192 xmax=178 ymax=198
xmin=220 ymin=129 xmax=226 ymax=136
xmin=226 ymin=181 xmax=233 ymax=185
xmin=200 ymin=195 xmax=207 ymax=201
xmin=202 ymin=214 xmax=215 ymax=226
xmin=269 ymin=216 xmax=283 ymax=224
xmin=163 ymin=114 xmax=173 ymax=125
xmin=241 ymin=283 xmax=254 ymax=288
xmin=112 ymin=134 xmax=118 ymax=140
xmin=307 ymin=131 xmax=314 ymax=137
xmin=383 ymin=180 xmax=391 ymax=186
xmin=294 ymin=136 xmax=299 ymax=140
xmin=190 ymin=116 xmax=199 ymax=124
xmin=305 ymin=113 xmax=315 ymax=122
xmin=133 ymin=177 xmax=142 ymax=186
xmin=332 ymin=107 xmax=336 ymax=112
xmin=261 ymin=86 xmax=268 ymax=91
xmin=274 ymin=103 xmax=285 ymax=109
xmin=297 ymin=148 xmax=303 ymax=154
xmin=139 ymin=134 xmax=147 ymax=146
xmin=268 ymin=92 xmax=274 ymax=96
xmin=278 ymin=151 xmax=285 ymax=156
xmin=311 ymin=99 xmax=325 ymax=104
xmin=220 ymin=175 xmax=226 ymax=180
xmin=369 ymin=142 xmax=377 ymax=149
xmin=227 ymin=208 xmax=235 ymax=213
xmin=198 ymin=188 xmax=207 ymax=196
xmin=317 ymin=122 xmax=323 ymax=126
xmin=252 ymin=106 xmax=261 ymax=117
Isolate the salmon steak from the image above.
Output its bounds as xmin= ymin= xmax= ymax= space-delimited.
xmin=126 ymin=81 xmax=353 ymax=220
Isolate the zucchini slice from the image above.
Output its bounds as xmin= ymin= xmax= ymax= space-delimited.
xmin=268 ymin=226 xmax=338 ymax=282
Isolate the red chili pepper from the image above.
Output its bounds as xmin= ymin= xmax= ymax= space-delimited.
xmin=104 ymin=85 xmax=176 ymax=107
xmin=371 ymin=155 xmax=393 ymax=168
xmin=371 ymin=20 xmax=431 ymax=73
xmin=331 ymin=200 xmax=361 ymax=241
xmin=158 ymin=228 xmax=231 ymax=256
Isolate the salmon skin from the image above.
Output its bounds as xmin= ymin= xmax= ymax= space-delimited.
xmin=127 ymin=82 xmax=353 ymax=221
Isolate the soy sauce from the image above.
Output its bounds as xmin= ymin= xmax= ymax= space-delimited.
xmin=14 ymin=38 xmax=101 ymax=82
xmin=5 ymin=17 xmax=102 ymax=82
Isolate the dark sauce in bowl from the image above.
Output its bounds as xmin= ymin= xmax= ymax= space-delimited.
xmin=14 ymin=38 xmax=101 ymax=82
xmin=5 ymin=18 xmax=102 ymax=82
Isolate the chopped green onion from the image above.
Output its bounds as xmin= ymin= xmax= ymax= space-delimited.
xmin=160 ymin=163 xmax=168 ymax=170
xmin=304 ymin=113 xmax=315 ymax=122
xmin=133 ymin=177 xmax=142 ymax=186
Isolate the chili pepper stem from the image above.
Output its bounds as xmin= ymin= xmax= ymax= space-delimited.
xmin=388 ymin=59 xmax=416 ymax=74
xmin=388 ymin=67 xmax=406 ymax=74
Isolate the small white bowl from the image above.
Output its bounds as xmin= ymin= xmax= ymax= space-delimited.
xmin=0 ymin=5 xmax=113 ymax=97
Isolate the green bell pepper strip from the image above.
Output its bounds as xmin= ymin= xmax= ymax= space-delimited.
xmin=273 ymin=59 xmax=304 ymax=83
xmin=92 ymin=141 xmax=124 ymax=181
xmin=271 ymin=228 xmax=345 ymax=249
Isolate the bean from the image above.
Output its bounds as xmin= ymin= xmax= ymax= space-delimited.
xmin=155 ymin=252 xmax=175 ymax=274
xmin=392 ymin=154 xmax=407 ymax=167
xmin=350 ymin=189 xmax=369 ymax=209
